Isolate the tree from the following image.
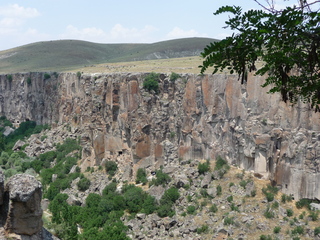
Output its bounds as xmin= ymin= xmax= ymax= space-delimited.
xmin=200 ymin=0 xmax=320 ymax=110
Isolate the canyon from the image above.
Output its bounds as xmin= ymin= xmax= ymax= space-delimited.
xmin=0 ymin=71 xmax=319 ymax=201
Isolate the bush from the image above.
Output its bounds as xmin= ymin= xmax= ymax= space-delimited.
xmin=210 ymin=204 xmax=218 ymax=213
xmin=214 ymin=156 xmax=228 ymax=170
xmin=315 ymin=227 xmax=320 ymax=236
xmin=27 ymin=77 xmax=32 ymax=85
xmin=286 ymin=208 xmax=294 ymax=217
xmin=196 ymin=225 xmax=209 ymax=234
xmin=259 ymin=235 xmax=272 ymax=240
xmin=296 ymin=198 xmax=312 ymax=209
xmin=309 ymin=210 xmax=319 ymax=221
xmin=7 ymin=74 xmax=12 ymax=82
xmin=143 ymin=72 xmax=159 ymax=93
xmin=160 ymin=187 xmax=180 ymax=206
xmin=223 ymin=216 xmax=234 ymax=225
xmin=292 ymin=226 xmax=304 ymax=235
xmin=150 ymin=168 xmax=171 ymax=186
xmin=136 ymin=168 xmax=148 ymax=185
xmin=227 ymin=195 xmax=233 ymax=203
xmin=76 ymin=71 xmax=81 ymax=79
xmin=274 ymin=226 xmax=281 ymax=234
xmin=105 ymin=161 xmax=117 ymax=176
xmin=264 ymin=207 xmax=275 ymax=219
xmin=170 ymin=72 xmax=180 ymax=82
xmin=198 ymin=160 xmax=210 ymax=175
xmin=77 ymin=177 xmax=91 ymax=191
xmin=44 ymin=73 xmax=51 ymax=80
xmin=216 ymin=185 xmax=222 ymax=196
xmin=157 ymin=204 xmax=175 ymax=218
xmin=186 ymin=205 xmax=196 ymax=215
xmin=230 ymin=203 xmax=239 ymax=212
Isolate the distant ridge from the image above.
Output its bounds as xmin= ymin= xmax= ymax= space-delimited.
xmin=0 ymin=37 xmax=218 ymax=73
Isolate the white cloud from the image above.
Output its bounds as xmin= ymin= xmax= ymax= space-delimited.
xmin=166 ymin=27 xmax=207 ymax=39
xmin=110 ymin=24 xmax=157 ymax=42
xmin=0 ymin=4 xmax=40 ymax=19
xmin=60 ymin=24 xmax=158 ymax=43
xmin=60 ymin=25 xmax=107 ymax=41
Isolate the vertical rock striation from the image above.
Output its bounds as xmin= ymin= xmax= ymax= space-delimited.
xmin=1 ymin=72 xmax=320 ymax=200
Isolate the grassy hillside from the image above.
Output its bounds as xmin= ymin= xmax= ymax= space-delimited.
xmin=0 ymin=37 xmax=217 ymax=73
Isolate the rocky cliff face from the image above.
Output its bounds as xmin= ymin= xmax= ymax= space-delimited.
xmin=1 ymin=72 xmax=320 ymax=200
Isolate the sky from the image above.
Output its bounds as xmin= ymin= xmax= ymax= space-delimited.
xmin=0 ymin=0 xmax=307 ymax=51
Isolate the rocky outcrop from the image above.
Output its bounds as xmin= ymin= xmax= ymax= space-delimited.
xmin=1 ymin=72 xmax=320 ymax=200
xmin=0 ymin=172 xmax=53 ymax=239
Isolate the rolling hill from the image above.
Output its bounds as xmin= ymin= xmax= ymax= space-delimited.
xmin=0 ymin=37 xmax=217 ymax=73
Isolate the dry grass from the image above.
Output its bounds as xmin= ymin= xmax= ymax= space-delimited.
xmin=71 ymin=56 xmax=210 ymax=75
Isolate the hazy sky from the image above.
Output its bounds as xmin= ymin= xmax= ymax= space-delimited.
xmin=0 ymin=0 xmax=305 ymax=51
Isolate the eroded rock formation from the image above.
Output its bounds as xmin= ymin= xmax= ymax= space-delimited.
xmin=1 ymin=72 xmax=320 ymax=200
xmin=0 ymin=172 xmax=54 ymax=239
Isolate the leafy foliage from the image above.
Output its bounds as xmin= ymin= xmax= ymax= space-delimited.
xmin=136 ymin=168 xmax=148 ymax=185
xmin=44 ymin=73 xmax=51 ymax=80
xmin=198 ymin=160 xmax=210 ymax=175
xmin=143 ymin=72 xmax=159 ymax=93
xmin=105 ymin=161 xmax=118 ymax=177
xmin=295 ymin=198 xmax=312 ymax=209
xmin=150 ymin=168 xmax=171 ymax=186
xmin=170 ymin=72 xmax=180 ymax=82
xmin=77 ymin=177 xmax=91 ymax=191
xmin=200 ymin=3 xmax=320 ymax=110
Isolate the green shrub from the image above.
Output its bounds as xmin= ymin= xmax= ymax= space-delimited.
xmin=214 ymin=156 xmax=228 ymax=170
xmin=239 ymin=179 xmax=251 ymax=189
xmin=264 ymin=206 xmax=275 ymax=219
xmin=230 ymin=203 xmax=239 ymax=212
xmin=44 ymin=73 xmax=51 ymax=80
xmin=309 ymin=210 xmax=319 ymax=221
xmin=227 ymin=195 xmax=233 ymax=202
xmin=286 ymin=208 xmax=294 ymax=217
xmin=216 ymin=184 xmax=222 ymax=196
xmin=210 ymin=204 xmax=218 ymax=213
xmin=292 ymin=226 xmax=304 ymax=235
xmin=263 ymin=191 xmax=274 ymax=202
xmin=250 ymin=189 xmax=257 ymax=197
xmin=143 ymin=72 xmax=159 ymax=93
xmin=200 ymin=189 xmax=209 ymax=198
xmin=157 ymin=204 xmax=175 ymax=218
xmin=281 ymin=194 xmax=286 ymax=203
xmin=196 ymin=225 xmax=209 ymax=234
xmin=160 ymin=187 xmax=180 ymax=205
xmin=76 ymin=71 xmax=81 ymax=79
xmin=105 ymin=161 xmax=117 ymax=176
xmin=223 ymin=216 xmax=234 ymax=225
xmin=315 ymin=227 xmax=320 ymax=236
xmin=136 ymin=168 xmax=148 ymax=185
xmin=259 ymin=235 xmax=272 ymax=240
xmin=272 ymin=201 xmax=279 ymax=209
xmin=273 ymin=226 xmax=281 ymax=234
xmin=150 ymin=168 xmax=171 ymax=186
xmin=296 ymin=198 xmax=312 ymax=209
xmin=198 ymin=160 xmax=210 ymax=175
xmin=77 ymin=177 xmax=91 ymax=191
xmin=7 ymin=74 xmax=12 ymax=82
xmin=186 ymin=205 xmax=196 ymax=215
xmin=27 ymin=77 xmax=32 ymax=85
xmin=170 ymin=72 xmax=180 ymax=82
xmin=122 ymin=184 xmax=147 ymax=213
